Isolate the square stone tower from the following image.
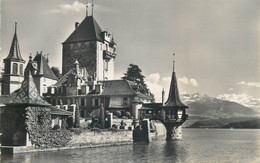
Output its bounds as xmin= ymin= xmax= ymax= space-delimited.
xmin=62 ymin=10 xmax=117 ymax=81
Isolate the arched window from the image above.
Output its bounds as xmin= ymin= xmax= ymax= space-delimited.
xmin=13 ymin=63 xmax=18 ymax=75
xmin=20 ymin=64 xmax=23 ymax=75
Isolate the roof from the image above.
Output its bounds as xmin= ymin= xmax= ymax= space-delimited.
xmin=53 ymin=67 xmax=89 ymax=87
xmin=33 ymin=53 xmax=58 ymax=80
xmin=63 ymin=16 xmax=103 ymax=44
xmin=5 ymin=23 xmax=25 ymax=62
xmin=101 ymin=80 xmax=137 ymax=96
xmin=164 ymin=71 xmax=188 ymax=108
xmin=6 ymin=62 xmax=50 ymax=106
xmin=50 ymin=106 xmax=72 ymax=116
xmin=100 ymin=80 xmax=153 ymax=100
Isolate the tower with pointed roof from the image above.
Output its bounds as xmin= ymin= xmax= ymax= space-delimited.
xmin=1 ymin=23 xmax=26 ymax=95
xmin=62 ymin=3 xmax=117 ymax=81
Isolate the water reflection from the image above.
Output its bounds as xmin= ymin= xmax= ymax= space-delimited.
xmin=1 ymin=129 xmax=260 ymax=163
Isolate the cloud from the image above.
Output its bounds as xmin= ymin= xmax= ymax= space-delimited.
xmin=145 ymin=73 xmax=194 ymax=102
xmin=146 ymin=73 xmax=160 ymax=83
xmin=146 ymin=73 xmax=163 ymax=103
xmin=238 ymin=81 xmax=260 ymax=88
xmin=178 ymin=77 xmax=198 ymax=87
xmin=49 ymin=1 xmax=86 ymax=14
xmin=228 ymin=88 xmax=234 ymax=91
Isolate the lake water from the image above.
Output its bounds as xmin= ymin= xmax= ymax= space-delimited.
xmin=1 ymin=129 xmax=260 ymax=163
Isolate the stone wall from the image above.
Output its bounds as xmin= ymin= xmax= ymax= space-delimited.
xmin=68 ymin=130 xmax=132 ymax=146
xmin=62 ymin=41 xmax=97 ymax=75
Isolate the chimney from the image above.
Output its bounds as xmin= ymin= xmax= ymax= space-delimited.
xmin=75 ymin=22 xmax=79 ymax=29
xmin=162 ymin=88 xmax=165 ymax=106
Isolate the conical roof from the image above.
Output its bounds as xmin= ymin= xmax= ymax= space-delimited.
xmin=164 ymin=71 xmax=188 ymax=108
xmin=63 ymin=16 xmax=103 ymax=44
xmin=5 ymin=23 xmax=25 ymax=62
xmin=10 ymin=60 xmax=50 ymax=106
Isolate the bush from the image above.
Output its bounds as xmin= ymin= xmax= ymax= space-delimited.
xmin=122 ymin=116 xmax=128 ymax=119
xmin=125 ymin=112 xmax=131 ymax=118
xmin=113 ymin=110 xmax=121 ymax=117
xmin=53 ymin=125 xmax=60 ymax=130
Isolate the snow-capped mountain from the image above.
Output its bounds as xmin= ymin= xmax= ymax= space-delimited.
xmin=217 ymin=94 xmax=260 ymax=112
xmin=180 ymin=93 xmax=257 ymax=119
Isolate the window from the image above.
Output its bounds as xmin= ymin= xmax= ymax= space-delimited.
xmin=13 ymin=63 xmax=18 ymax=75
xmin=20 ymin=64 xmax=23 ymax=75
xmin=81 ymin=98 xmax=85 ymax=106
xmin=92 ymin=98 xmax=100 ymax=107
xmin=104 ymin=61 xmax=108 ymax=71
xmin=123 ymin=97 xmax=128 ymax=105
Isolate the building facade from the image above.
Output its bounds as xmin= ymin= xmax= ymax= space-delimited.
xmin=30 ymin=52 xmax=58 ymax=95
xmin=1 ymin=23 xmax=26 ymax=95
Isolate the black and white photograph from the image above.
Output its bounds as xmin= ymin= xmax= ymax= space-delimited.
xmin=0 ymin=0 xmax=260 ymax=162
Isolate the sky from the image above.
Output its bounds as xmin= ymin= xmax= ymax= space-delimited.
xmin=0 ymin=0 xmax=260 ymax=102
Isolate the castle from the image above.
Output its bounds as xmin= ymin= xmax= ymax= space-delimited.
xmin=0 ymin=3 xmax=188 ymax=143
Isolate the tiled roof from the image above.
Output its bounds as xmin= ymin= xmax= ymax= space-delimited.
xmin=63 ymin=16 xmax=103 ymax=44
xmin=5 ymin=23 xmax=25 ymax=62
xmin=101 ymin=80 xmax=137 ymax=96
xmin=33 ymin=53 xmax=58 ymax=80
xmin=164 ymin=72 xmax=188 ymax=108
xmin=101 ymin=80 xmax=153 ymax=100
xmin=7 ymin=63 xmax=50 ymax=106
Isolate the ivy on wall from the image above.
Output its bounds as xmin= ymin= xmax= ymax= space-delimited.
xmin=25 ymin=106 xmax=72 ymax=148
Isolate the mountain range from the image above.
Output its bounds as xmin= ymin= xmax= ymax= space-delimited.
xmin=180 ymin=93 xmax=260 ymax=128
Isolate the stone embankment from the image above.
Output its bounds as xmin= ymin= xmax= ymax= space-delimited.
xmin=68 ymin=130 xmax=133 ymax=147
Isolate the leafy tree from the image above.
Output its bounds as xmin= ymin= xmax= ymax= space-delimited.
xmin=122 ymin=64 xmax=146 ymax=87
xmin=51 ymin=67 xmax=62 ymax=79
xmin=122 ymin=64 xmax=155 ymax=102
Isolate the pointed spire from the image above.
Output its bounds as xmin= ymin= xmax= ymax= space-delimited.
xmin=173 ymin=53 xmax=175 ymax=72
xmin=91 ymin=0 xmax=94 ymax=16
xmin=5 ymin=22 xmax=24 ymax=61
xmin=164 ymin=54 xmax=188 ymax=108
xmin=15 ymin=22 xmax=17 ymax=33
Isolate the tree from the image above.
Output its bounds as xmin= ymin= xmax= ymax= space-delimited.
xmin=51 ymin=67 xmax=62 ymax=79
xmin=122 ymin=64 xmax=146 ymax=87
xmin=122 ymin=64 xmax=155 ymax=102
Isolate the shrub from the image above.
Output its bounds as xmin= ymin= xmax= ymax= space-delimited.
xmin=125 ymin=112 xmax=131 ymax=118
xmin=122 ymin=116 xmax=128 ymax=119
xmin=113 ymin=110 xmax=121 ymax=117
xmin=53 ymin=125 xmax=60 ymax=130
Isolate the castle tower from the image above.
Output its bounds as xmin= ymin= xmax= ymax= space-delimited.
xmin=1 ymin=22 xmax=26 ymax=95
xmin=62 ymin=3 xmax=117 ymax=81
xmin=163 ymin=54 xmax=188 ymax=140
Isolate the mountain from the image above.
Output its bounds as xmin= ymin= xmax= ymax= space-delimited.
xmin=217 ymin=94 xmax=260 ymax=113
xmin=181 ymin=93 xmax=257 ymax=119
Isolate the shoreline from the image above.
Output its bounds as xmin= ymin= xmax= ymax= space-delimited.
xmin=1 ymin=141 xmax=133 ymax=154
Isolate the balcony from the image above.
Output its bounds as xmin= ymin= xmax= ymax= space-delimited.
xmin=103 ymin=50 xmax=117 ymax=61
